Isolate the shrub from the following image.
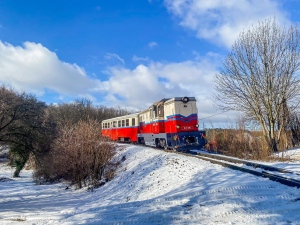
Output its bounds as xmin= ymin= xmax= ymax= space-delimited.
xmin=34 ymin=119 xmax=116 ymax=189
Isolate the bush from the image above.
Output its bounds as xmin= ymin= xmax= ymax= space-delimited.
xmin=34 ymin=119 xmax=116 ymax=189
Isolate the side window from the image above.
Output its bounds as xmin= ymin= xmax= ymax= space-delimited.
xmin=118 ymin=121 xmax=121 ymax=127
xmin=132 ymin=118 xmax=135 ymax=126
xmin=158 ymin=105 xmax=164 ymax=117
xmin=122 ymin=120 xmax=125 ymax=127
xmin=126 ymin=119 xmax=129 ymax=126
xmin=113 ymin=121 xmax=116 ymax=127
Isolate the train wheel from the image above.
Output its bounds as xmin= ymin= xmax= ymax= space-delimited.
xmin=155 ymin=139 xmax=160 ymax=148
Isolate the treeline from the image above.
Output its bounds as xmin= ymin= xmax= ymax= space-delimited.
xmin=0 ymin=86 xmax=131 ymax=188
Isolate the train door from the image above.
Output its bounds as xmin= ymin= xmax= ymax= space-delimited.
xmin=151 ymin=106 xmax=159 ymax=134
xmin=139 ymin=115 xmax=143 ymax=133
xmin=164 ymin=101 xmax=175 ymax=133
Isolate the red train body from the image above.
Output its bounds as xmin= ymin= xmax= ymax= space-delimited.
xmin=101 ymin=97 xmax=206 ymax=151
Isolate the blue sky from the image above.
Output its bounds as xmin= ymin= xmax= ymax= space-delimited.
xmin=0 ymin=0 xmax=300 ymax=126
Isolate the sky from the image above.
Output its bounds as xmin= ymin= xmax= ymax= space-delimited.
xmin=0 ymin=0 xmax=300 ymax=127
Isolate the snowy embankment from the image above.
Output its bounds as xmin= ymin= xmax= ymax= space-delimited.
xmin=0 ymin=145 xmax=300 ymax=225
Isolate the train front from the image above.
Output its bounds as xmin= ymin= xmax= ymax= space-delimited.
xmin=164 ymin=97 xmax=207 ymax=151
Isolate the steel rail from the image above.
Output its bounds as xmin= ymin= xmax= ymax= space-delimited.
xmin=196 ymin=152 xmax=300 ymax=175
xmin=189 ymin=153 xmax=300 ymax=188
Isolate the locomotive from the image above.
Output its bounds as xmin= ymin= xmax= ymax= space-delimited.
xmin=101 ymin=97 xmax=206 ymax=151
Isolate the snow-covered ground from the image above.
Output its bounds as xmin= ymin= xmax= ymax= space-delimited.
xmin=1 ymin=145 xmax=300 ymax=225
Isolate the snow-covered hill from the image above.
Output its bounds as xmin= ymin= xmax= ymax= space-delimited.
xmin=1 ymin=145 xmax=300 ymax=224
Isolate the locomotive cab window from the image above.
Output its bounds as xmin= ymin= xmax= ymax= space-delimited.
xmin=153 ymin=106 xmax=157 ymax=118
xmin=158 ymin=105 xmax=164 ymax=117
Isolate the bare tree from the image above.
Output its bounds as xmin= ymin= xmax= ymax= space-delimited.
xmin=215 ymin=18 xmax=300 ymax=152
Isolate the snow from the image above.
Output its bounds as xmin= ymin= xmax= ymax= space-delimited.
xmin=1 ymin=144 xmax=300 ymax=225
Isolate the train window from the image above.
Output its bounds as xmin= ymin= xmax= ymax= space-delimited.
xmin=118 ymin=121 xmax=121 ymax=127
xmin=108 ymin=123 xmax=110 ymax=128
xmin=132 ymin=118 xmax=135 ymax=126
xmin=153 ymin=106 xmax=157 ymax=118
xmin=113 ymin=121 xmax=116 ymax=127
xmin=158 ymin=105 xmax=164 ymax=117
xmin=126 ymin=119 xmax=129 ymax=126
xmin=122 ymin=120 xmax=125 ymax=127
xmin=139 ymin=116 xmax=142 ymax=122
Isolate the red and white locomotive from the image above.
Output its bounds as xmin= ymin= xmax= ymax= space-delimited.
xmin=101 ymin=97 xmax=206 ymax=151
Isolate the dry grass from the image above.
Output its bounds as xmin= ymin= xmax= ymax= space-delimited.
xmin=205 ymin=128 xmax=273 ymax=161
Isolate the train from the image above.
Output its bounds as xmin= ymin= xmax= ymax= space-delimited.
xmin=101 ymin=97 xmax=207 ymax=151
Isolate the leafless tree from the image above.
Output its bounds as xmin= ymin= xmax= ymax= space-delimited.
xmin=215 ymin=18 xmax=300 ymax=152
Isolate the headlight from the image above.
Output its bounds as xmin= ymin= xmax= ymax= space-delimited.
xmin=182 ymin=97 xmax=189 ymax=103
xmin=176 ymin=125 xmax=180 ymax=128
xmin=195 ymin=124 xmax=199 ymax=127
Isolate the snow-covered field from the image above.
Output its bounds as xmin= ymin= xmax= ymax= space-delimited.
xmin=1 ymin=145 xmax=300 ymax=225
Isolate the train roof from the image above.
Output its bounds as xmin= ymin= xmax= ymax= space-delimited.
xmin=165 ymin=97 xmax=196 ymax=103
xmin=102 ymin=97 xmax=197 ymax=121
xmin=139 ymin=97 xmax=197 ymax=114
xmin=101 ymin=112 xmax=139 ymax=123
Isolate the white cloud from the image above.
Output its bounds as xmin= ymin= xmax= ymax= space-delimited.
xmin=0 ymin=41 xmax=102 ymax=97
xmin=164 ymin=0 xmax=288 ymax=48
xmin=148 ymin=41 xmax=158 ymax=49
xmin=0 ymin=40 xmax=234 ymax=126
xmin=104 ymin=53 xmax=125 ymax=64
xmin=132 ymin=55 xmax=150 ymax=62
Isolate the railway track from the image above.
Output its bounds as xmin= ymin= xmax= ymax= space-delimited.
xmin=162 ymin=148 xmax=300 ymax=188
xmin=127 ymin=143 xmax=300 ymax=188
